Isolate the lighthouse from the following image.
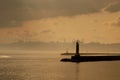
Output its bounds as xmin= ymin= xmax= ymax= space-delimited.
xmin=71 ymin=41 xmax=81 ymax=61
xmin=76 ymin=41 xmax=80 ymax=56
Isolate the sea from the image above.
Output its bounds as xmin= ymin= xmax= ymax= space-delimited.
xmin=0 ymin=51 xmax=120 ymax=80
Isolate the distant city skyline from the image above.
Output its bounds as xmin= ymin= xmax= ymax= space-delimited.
xmin=0 ymin=0 xmax=120 ymax=44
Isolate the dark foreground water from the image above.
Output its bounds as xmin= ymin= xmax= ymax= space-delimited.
xmin=0 ymin=52 xmax=120 ymax=80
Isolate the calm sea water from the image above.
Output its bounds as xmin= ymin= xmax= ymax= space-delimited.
xmin=0 ymin=52 xmax=120 ymax=80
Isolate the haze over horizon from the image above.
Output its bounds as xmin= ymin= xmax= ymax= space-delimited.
xmin=0 ymin=0 xmax=120 ymax=44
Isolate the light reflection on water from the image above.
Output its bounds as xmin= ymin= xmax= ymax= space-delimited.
xmin=0 ymin=53 xmax=120 ymax=80
xmin=0 ymin=55 xmax=11 ymax=58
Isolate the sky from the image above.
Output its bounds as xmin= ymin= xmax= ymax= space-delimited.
xmin=0 ymin=0 xmax=120 ymax=44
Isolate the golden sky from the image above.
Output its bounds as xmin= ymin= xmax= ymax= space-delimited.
xmin=0 ymin=0 xmax=120 ymax=44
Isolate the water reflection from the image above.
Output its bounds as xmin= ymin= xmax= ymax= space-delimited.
xmin=0 ymin=59 xmax=24 ymax=80
xmin=0 ymin=53 xmax=120 ymax=80
xmin=75 ymin=63 xmax=80 ymax=80
xmin=0 ymin=55 xmax=11 ymax=58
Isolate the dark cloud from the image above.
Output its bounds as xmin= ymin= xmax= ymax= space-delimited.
xmin=0 ymin=0 xmax=119 ymax=28
xmin=106 ymin=1 xmax=120 ymax=12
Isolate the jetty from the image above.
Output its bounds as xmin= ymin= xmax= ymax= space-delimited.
xmin=61 ymin=41 xmax=120 ymax=62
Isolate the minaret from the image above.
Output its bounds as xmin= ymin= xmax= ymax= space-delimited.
xmin=75 ymin=41 xmax=80 ymax=56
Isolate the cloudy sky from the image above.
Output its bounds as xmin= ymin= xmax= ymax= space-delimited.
xmin=0 ymin=0 xmax=120 ymax=44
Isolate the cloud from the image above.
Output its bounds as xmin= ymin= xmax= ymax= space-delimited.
xmin=41 ymin=30 xmax=53 ymax=34
xmin=112 ymin=17 xmax=120 ymax=27
xmin=0 ymin=0 xmax=119 ymax=28
xmin=106 ymin=1 xmax=120 ymax=12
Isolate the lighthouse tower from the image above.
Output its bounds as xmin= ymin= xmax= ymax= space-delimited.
xmin=71 ymin=41 xmax=80 ymax=61
xmin=75 ymin=41 xmax=80 ymax=56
